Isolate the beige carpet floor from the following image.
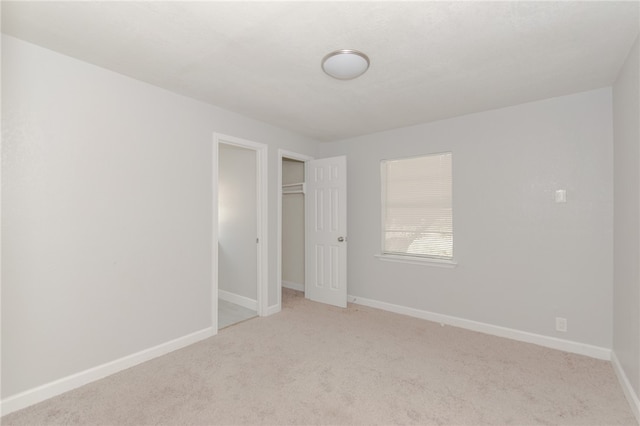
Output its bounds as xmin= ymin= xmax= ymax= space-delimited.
xmin=2 ymin=288 xmax=637 ymax=425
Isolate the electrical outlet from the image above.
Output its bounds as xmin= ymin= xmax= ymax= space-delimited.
xmin=555 ymin=317 xmax=567 ymax=332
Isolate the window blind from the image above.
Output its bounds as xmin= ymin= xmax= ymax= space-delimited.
xmin=381 ymin=152 xmax=453 ymax=260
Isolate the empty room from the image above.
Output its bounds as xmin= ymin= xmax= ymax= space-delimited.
xmin=2 ymin=1 xmax=639 ymax=425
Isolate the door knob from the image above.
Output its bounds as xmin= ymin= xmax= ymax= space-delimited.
xmin=337 ymin=236 xmax=345 ymax=242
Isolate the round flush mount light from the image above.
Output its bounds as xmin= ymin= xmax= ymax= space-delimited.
xmin=321 ymin=49 xmax=370 ymax=80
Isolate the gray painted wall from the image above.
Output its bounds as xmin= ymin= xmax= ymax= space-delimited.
xmin=1 ymin=35 xmax=317 ymax=398
xmin=318 ymin=88 xmax=614 ymax=348
xmin=613 ymin=35 xmax=640 ymax=397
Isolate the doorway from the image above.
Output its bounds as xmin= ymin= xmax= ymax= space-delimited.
xmin=277 ymin=150 xmax=313 ymax=312
xmin=277 ymin=152 xmax=349 ymax=311
xmin=282 ymin=158 xmax=305 ymax=291
xmin=277 ymin=152 xmax=348 ymax=310
xmin=213 ymin=133 xmax=268 ymax=330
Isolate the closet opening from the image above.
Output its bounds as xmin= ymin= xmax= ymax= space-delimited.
xmin=282 ymin=158 xmax=305 ymax=293
xmin=278 ymin=150 xmax=313 ymax=311
xmin=277 ymin=151 xmax=348 ymax=310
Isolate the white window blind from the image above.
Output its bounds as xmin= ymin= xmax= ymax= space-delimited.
xmin=381 ymin=152 xmax=453 ymax=260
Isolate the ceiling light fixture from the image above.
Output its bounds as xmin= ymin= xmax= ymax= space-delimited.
xmin=321 ymin=49 xmax=370 ymax=80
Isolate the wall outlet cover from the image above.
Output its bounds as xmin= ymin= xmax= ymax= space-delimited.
xmin=555 ymin=317 xmax=568 ymax=332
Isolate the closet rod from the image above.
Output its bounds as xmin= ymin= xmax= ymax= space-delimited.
xmin=282 ymin=182 xmax=305 ymax=195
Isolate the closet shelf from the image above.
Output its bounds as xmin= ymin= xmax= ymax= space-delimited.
xmin=283 ymin=182 xmax=305 ymax=195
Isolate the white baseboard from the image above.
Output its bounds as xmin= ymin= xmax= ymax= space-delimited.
xmin=347 ymin=295 xmax=611 ymax=361
xmin=282 ymin=280 xmax=304 ymax=292
xmin=612 ymin=351 xmax=640 ymax=423
xmin=265 ymin=304 xmax=281 ymax=316
xmin=0 ymin=327 xmax=215 ymax=417
xmin=218 ymin=289 xmax=258 ymax=311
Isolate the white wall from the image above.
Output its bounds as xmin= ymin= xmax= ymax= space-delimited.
xmin=282 ymin=159 xmax=305 ymax=288
xmin=1 ymin=35 xmax=318 ymax=400
xmin=218 ymin=144 xmax=257 ymax=300
xmin=613 ymin=35 xmax=640 ymax=398
xmin=318 ymin=88 xmax=614 ymax=348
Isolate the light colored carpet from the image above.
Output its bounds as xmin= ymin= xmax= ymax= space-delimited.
xmin=2 ymin=288 xmax=637 ymax=425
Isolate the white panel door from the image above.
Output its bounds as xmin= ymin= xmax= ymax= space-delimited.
xmin=305 ymin=156 xmax=347 ymax=308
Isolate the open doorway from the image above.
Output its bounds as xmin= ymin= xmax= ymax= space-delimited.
xmin=278 ymin=152 xmax=349 ymax=311
xmin=282 ymin=158 xmax=305 ymax=292
xmin=213 ymin=134 xmax=268 ymax=330
xmin=277 ymin=150 xmax=313 ymax=312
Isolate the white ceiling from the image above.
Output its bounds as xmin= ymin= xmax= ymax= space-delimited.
xmin=2 ymin=1 xmax=639 ymax=142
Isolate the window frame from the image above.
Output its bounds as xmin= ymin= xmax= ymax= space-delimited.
xmin=379 ymin=151 xmax=457 ymax=268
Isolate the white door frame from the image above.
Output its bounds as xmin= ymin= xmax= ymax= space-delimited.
xmin=276 ymin=149 xmax=313 ymax=314
xmin=213 ymin=133 xmax=268 ymax=331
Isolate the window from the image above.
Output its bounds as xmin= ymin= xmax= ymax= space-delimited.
xmin=381 ymin=152 xmax=453 ymax=261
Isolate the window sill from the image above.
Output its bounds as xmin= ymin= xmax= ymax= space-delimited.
xmin=375 ymin=254 xmax=458 ymax=268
